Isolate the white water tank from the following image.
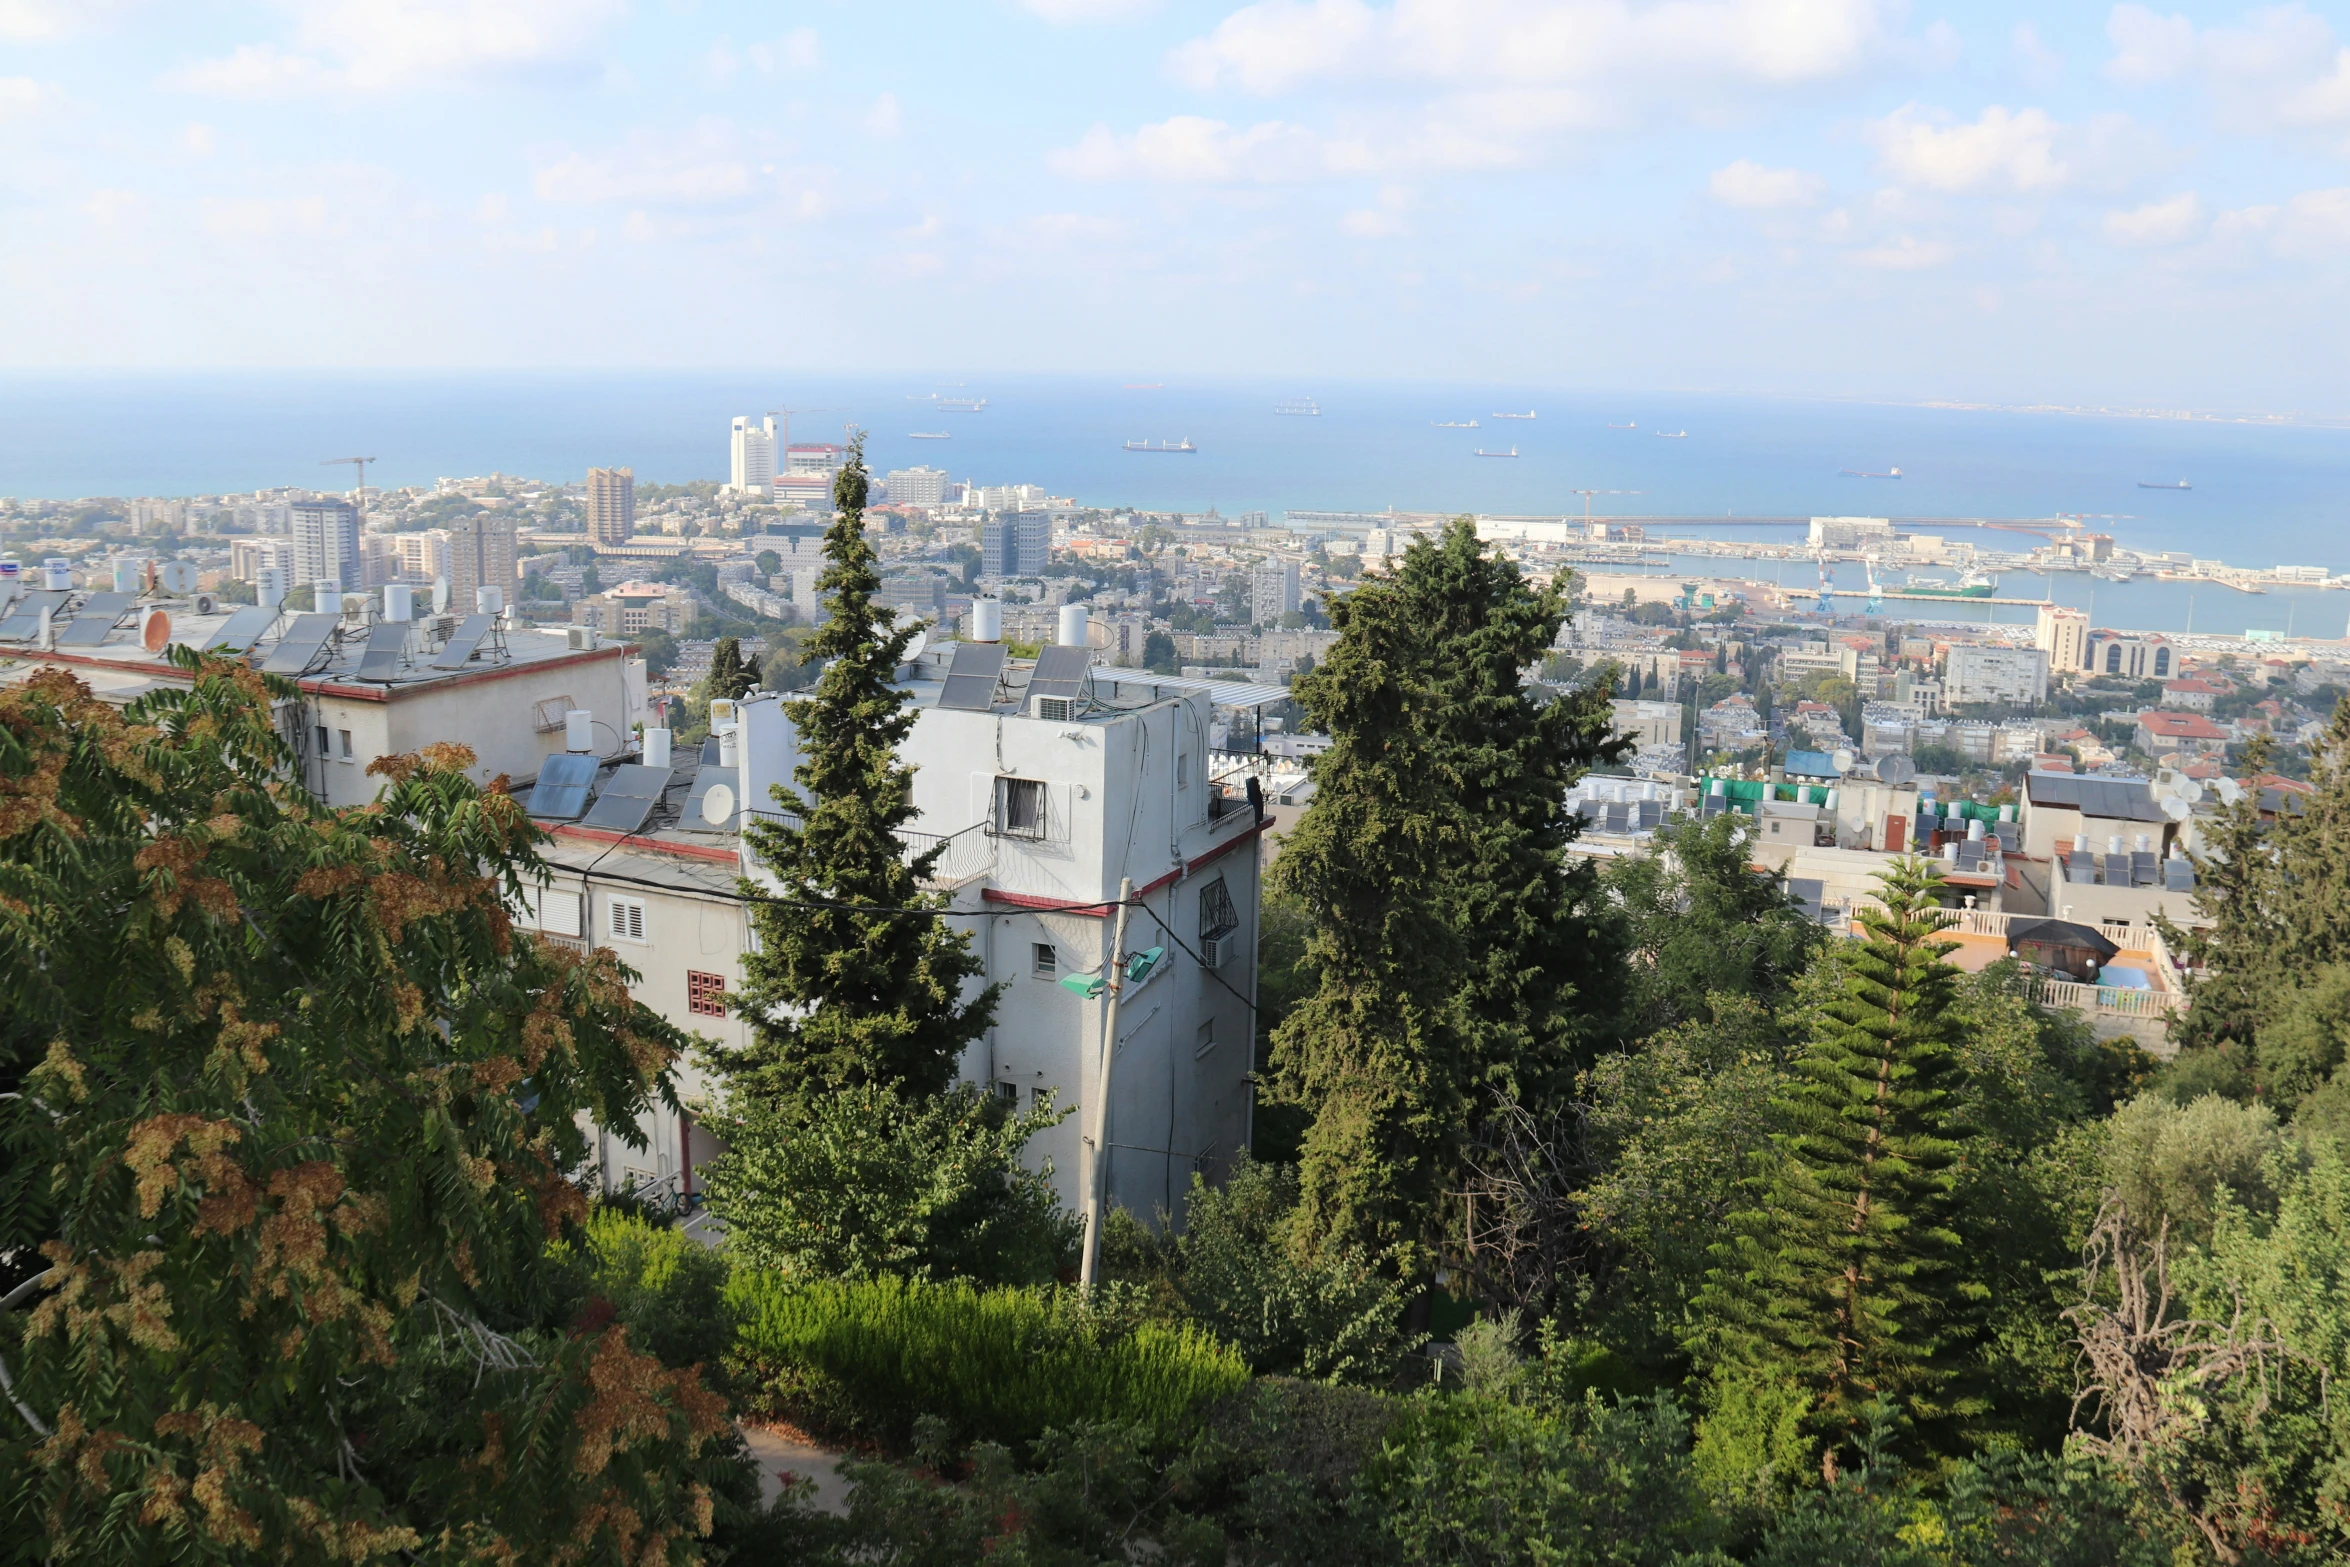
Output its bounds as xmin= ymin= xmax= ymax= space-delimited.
xmin=41 ymin=559 xmax=73 ymax=590
xmin=1966 ymin=817 xmax=1985 ymax=841
xmin=383 ymin=583 xmax=415 ymax=622
xmin=1057 ymin=604 xmax=1089 ymax=647
xmin=643 ymin=727 xmax=672 ymax=768
xmin=970 ymin=598 xmax=1002 ymax=643
xmin=113 ymin=558 xmax=147 ymax=594
xmin=566 ymin=710 xmax=593 ymax=753
xmin=475 ymin=585 xmax=504 ymax=615
xmin=256 ymin=567 xmax=286 ymax=609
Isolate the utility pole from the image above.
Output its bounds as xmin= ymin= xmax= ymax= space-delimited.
xmin=1079 ymin=877 xmax=1136 ymax=1291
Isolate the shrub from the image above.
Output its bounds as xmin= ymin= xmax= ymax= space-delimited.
xmin=726 ymin=1271 xmax=1249 ymax=1450
xmin=565 ymin=1207 xmax=737 ymax=1373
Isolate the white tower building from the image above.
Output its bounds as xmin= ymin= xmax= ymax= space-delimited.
xmin=730 ymin=416 xmax=778 ymax=497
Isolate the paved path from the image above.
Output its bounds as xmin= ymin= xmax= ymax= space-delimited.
xmin=739 ymin=1422 xmax=854 ymax=1516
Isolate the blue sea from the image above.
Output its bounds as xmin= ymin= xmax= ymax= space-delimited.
xmin=3 ymin=372 xmax=2345 ymax=636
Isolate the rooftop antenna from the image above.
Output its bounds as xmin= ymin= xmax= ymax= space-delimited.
xmin=321 ymin=456 xmax=376 ymax=525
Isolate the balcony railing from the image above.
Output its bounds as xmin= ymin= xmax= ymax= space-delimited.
xmin=2026 ymin=977 xmax=2183 ymax=1019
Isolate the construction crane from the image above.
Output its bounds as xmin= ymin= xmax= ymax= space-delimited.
xmin=320 ymin=456 xmax=377 ymax=521
xmin=1814 ymin=551 xmax=1835 ymax=613
xmin=1863 ymin=553 xmax=1884 ymax=615
xmin=1569 ymin=488 xmax=1642 ymax=521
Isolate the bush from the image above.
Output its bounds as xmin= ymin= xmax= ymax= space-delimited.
xmin=567 ymin=1207 xmax=735 ymax=1374
xmin=726 ymin=1271 xmax=1250 ymax=1450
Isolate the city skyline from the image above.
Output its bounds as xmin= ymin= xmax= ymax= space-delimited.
xmin=3 ymin=2 xmax=2349 ymax=409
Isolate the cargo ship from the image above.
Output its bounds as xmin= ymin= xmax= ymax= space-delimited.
xmin=1492 ymin=410 xmax=1537 ymax=420
xmin=1123 ymin=438 xmax=1197 ymax=453
xmin=907 ymin=431 xmax=950 ymax=440
xmin=1654 ymin=429 xmax=1687 ymax=438
xmin=1607 ymin=421 xmax=1636 ymax=429
xmin=1895 ymin=570 xmax=1997 ymax=598
xmin=1839 ymin=467 xmax=1903 ymax=478
xmin=1433 ymin=419 xmax=1479 ymax=428
xmin=2138 ymin=479 xmax=2191 ymax=490
xmin=1473 ymin=446 xmax=1520 ymax=458
xmin=939 ymin=397 xmax=988 ymax=412
xmin=1274 ymin=398 xmax=1320 ymax=416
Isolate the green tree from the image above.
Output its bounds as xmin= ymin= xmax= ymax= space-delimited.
xmin=704 ymin=636 xmax=762 ymax=703
xmin=726 ymin=434 xmax=995 ymax=1102
xmin=1603 ymin=810 xmax=1822 ymax=1034
xmin=0 ymin=659 xmax=730 ymax=1562
xmin=1696 ymin=859 xmax=1981 ymax=1480
xmin=2167 ymin=736 xmax=2286 ymax=1052
xmin=1270 ymin=519 xmax=1622 ymax=1261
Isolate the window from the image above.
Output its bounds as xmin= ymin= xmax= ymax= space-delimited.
xmin=1195 ymin=1020 xmax=1217 ymax=1059
xmin=2154 ymin=647 xmax=2171 ymax=677
xmin=996 ymin=1081 xmax=1020 ymax=1108
xmin=1197 ymin=877 xmax=1239 ymax=943
xmin=686 ymin=970 xmax=728 ymax=1017
xmin=995 ymin=776 xmax=1047 ymax=839
xmin=532 ymin=886 xmax=584 ymax=938
xmin=314 ymin=724 xmax=329 ymax=754
xmin=338 ymin=728 xmax=354 ymax=759
xmin=2105 ymin=644 xmax=2122 ymax=674
xmin=606 ymin=896 xmax=647 ymax=943
xmin=1031 ymin=942 xmax=1058 ymax=977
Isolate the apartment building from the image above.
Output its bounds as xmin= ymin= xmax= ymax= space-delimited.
xmin=2035 ymin=603 xmax=2090 ymax=673
xmin=1945 ymin=644 xmax=2050 ymax=706
xmin=291 ymin=498 xmax=361 ymax=593
xmin=586 ymin=467 xmax=636 ymax=548
xmin=574 ymin=580 xmax=697 ymax=637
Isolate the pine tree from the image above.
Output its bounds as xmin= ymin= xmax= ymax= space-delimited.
xmin=1697 ymin=858 xmax=1980 ymax=1477
xmin=705 ymin=635 xmax=762 ymax=702
xmin=1270 ymin=519 xmax=1621 ymax=1259
xmin=729 ymin=435 xmax=995 ymax=1101
xmin=2168 ymin=735 xmax=2284 ymax=1051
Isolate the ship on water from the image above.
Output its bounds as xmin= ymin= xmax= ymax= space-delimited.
xmin=1274 ymin=398 xmax=1321 ymax=416
xmin=939 ymin=396 xmax=988 ymax=412
xmin=1895 ymin=569 xmax=1998 ymax=599
xmin=1492 ymin=410 xmax=1537 ymax=420
xmin=1433 ymin=419 xmax=1479 ymax=428
xmin=1473 ymin=446 xmax=1520 ymax=458
xmin=1839 ymin=466 xmax=1904 ymax=478
xmin=1654 ymin=429 xmax=1687 ymax=439
xmin=1607 ymin=421 xmax=1637 ymax=429
xmin=908 ymin=431 xmax=950 ymax=440
xmin=2138 ymin=479 xmax=2192 ymax=490
xmin=1123 ymin=438 xmax=1197 ymax=453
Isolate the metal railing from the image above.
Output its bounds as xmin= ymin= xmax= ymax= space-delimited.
xmin=2027 ymin=977 xmax=2182 ymax=1018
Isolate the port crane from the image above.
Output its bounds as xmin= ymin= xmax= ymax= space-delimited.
xmin=1862 ymin=554 xmax=1884 ymax=615
xmin=1813 ymin=552 xmax=1835 ymax=613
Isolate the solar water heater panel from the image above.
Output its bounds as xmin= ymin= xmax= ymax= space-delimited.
xmin=0 ymin=591 xmax=71 ymax=642
xmin=54 ymin=593 xmax=135 ymax=646
xmin=355 ymin=620 xmax=409 ymax=680
xmin=430 ymin=613 xmax=493 ymax=669
xmin=202 ymin=606 xmax=277 ymax=653
xmin=1027 ymin=644 xmax=1092 ymax=703
xmin=257 ymin=613 xmax=340 ymax=674
xmin=526 ymin=752 xmax=599 ymax=820
xmin=937 ymin=642 xmax=1007 ymax=711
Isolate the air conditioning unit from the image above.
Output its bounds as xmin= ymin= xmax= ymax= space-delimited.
xmin=1199 ymin=936 xmax=1230 ymax=970
xmin=567 ymin=625 xmax=598 ymax=651
xmin=1031 ymin=695 xmax=1075 ymax=722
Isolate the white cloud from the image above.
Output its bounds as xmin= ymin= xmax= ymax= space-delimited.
xmin=2225 ymin=185 xmax=2350 ymax=255
xmin=863 ymin=92 xmax=904 ymax=138
xmin=0 ymin=75 xmax=60 ymax=119
xmin=1051 ymin=92 xmax=1594 ymax=182
xmin=747 ymin=29 xmax=820 ymax=73
xmin=176 ymin=121 xmax=217 ymax=158
xmin=1708 ymin=158 xmax=1822 ymax=208
xmin=1870 ymin=104 xmax=2067 ymax=193
xmin=1022 ymin=0 xmax=1158 ymax=18
xmin=82 ymin=188 xmax=139 ymax=225
xmin=2103 ymin=190 xmax=2202 ymax=244
xmin=172 ymin=0 xmax=628 ymax=97
xmin=0 ymin=0 xmax=136 ymax=40
xmin=1052 ymin=116 xmax=1333 ymax=181
xmin=533 ymin=120 xmax=766 ymax=206
xmin=1030 ymin=212 xmax=1124 ymax=243
xmin=1341 ymin=182 xmax=1414 ymax=235
xmin=1851 ymin=234 xmax=1953 ymax=268
xmin=1170 ymin=0 xmax=1892 ymax=95
xmin=2012 ymin=21 xmax=2061 ymax=82
xmin=201 ymin=193 xmax=337 ymax=241
xmin=2106 ymin=4 xmax=2350 ymax=133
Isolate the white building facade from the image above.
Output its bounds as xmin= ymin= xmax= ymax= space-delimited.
xmin=730 ymin=416 xmax=778 ymax=496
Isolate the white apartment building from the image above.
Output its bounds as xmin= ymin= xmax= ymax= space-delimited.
xmin=230 ymin=538 xmax=297 ymax=583
xmin=2035 ymin=603 xmax=2090 ymax=674
xmin=291 ymin=498 xmax=361 ymax=594
xmin=729 ymin=416 xmax=779 ymax=496
xmin=1945 ymin=644 xmax=2050 ymax=706
xmin=2087 ymin=633 xmax=2175 ymax=681
xmin=397 ymin=530 xmax=452 ymax=584
xmin=1808 ymin=516 xmax=1893 ymax=548
xmin=1251 ymin=561 xmax=1302 ymax=626
xmin=884 ymin=466 xmax=951 ymax=507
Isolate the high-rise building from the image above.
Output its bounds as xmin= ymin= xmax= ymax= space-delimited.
xmin=1945 ymin=644 xmax=2050 ymax=707
xmin=447 ymin=513 xmax=517 ymax=610
xmin=397 ymin=529 xmax=452 ymax=584
xmin=586 ymin=467 xmax=635 ymax=547
xmin=290 ymin=498 xmax=361 ymax=594
xmin=1251 ymin=560 xmax=1301 ymax=626
xmin=729 ymin=417 xmax=777 ymax=495
xmin=980 ymin=510 xmax=1050 ymax=578
xmin=230 ymin=538 xmax=296 ymax=583
xmin=883 ymin=466 xmax=951 ymax=507
xmin=2034 ymin=603 xmax=2090 ymax=673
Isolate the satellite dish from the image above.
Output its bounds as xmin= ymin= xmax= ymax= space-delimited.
xmin=1875 ymin=754 xmax=1918 ymax=787
xmin=1831 ymin=749 xmax=1854 ymax=776
xmin=141 ymin=609 xmax=171 ymax=652
xmin=432 ymin=577 xmax=451 ymax=614
xmin=894 ymin=609 xmax=929 ymax=666
xmin=699 ymin=783 xmax=736 ymax=827
xmin=158 ymin=560 xmax=198 ymax=595
xmin=2216 ymin=777 xmax=2245 ymax=806
xmin=2181 ymin=777 xmax=2205 ymax=804
xmin=2163 ymin=794 xmax=2192 ymax=822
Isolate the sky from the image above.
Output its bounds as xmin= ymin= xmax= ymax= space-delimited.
xmin=5 ymin=1 xmax=2350 ymax=408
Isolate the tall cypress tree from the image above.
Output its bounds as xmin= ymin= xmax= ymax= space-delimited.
xmin=1697 ymin=858 xmax=1980 ymax=1476
xmin=1271 ymin=519 xmax=1621 ymax=1259
xmin=729 ymin=435 xmax=995 ymax=1102
xmin=705 ymin=635 xmax=762 ymax=702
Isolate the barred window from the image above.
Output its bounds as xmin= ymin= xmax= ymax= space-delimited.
xmin=686 ymin=970 xmax=728 ymax=1017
